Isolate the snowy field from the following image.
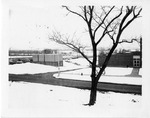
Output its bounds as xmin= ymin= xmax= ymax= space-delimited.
xmin=9 ymin=58 xmax=142 ymax=85
xmin=7 ymin=58 xmax=143 ymax=117
xmin=6 ymin=82 xmax=141 ymax=117
xmin=54 ymin=67 xmax=142 ymax=85
xmin=9 ymin=59 xmax=88 ymax=75
xmin=9 ymin=57 xmax=142 ymax=75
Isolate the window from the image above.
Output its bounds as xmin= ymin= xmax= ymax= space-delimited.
xmin=133 ymin=56 xmax=140 ymax=67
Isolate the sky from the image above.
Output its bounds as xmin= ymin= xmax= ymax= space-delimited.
xmin=3 ymin=0 xmax=143 ymax=50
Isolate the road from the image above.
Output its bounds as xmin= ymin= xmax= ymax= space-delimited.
xmin=9 ymin=70 xmax=141 ymax=95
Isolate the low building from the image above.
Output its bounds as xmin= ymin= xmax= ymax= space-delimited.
xmin=33 ymin=54 xmax=63 ymax=66
xmin=9 ymin=56 xmax=33 ymax=64
xmin=98 ymin=51 xmax=142 ymax=68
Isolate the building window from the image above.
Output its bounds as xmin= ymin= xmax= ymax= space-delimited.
xmin=133 ymin=56 xmax=140 ymax=67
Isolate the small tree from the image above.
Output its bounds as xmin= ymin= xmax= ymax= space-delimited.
xmin=50 ymin=6 xmax=142 ymax=105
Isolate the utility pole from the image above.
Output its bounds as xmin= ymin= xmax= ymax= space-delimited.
xmin=140 ymin=37 xmax=142 ymax=68
xmin=57 ymin=50 xmax=60 ymax=77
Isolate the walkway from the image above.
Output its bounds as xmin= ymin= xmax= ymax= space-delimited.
xmin=9 ymin=70 xmax=141 ymax=95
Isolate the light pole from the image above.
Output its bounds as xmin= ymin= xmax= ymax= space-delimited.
xmin=57 ymin=50 xmax=60 ymax=77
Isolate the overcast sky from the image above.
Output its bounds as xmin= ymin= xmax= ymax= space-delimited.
xmin=4 ymin=0 xmax=143 ymax=50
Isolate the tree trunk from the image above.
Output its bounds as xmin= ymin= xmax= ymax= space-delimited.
xmin=88 ymin=77 xmax=98 ymax=105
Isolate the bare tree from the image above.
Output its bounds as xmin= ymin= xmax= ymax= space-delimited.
xmin=49 ymin=6 xmax=142 ymax=105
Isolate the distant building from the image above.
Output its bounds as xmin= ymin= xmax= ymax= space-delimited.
xmin=9 ymin=49 xmax=63 ymax=66
xmin=42 ymin=49 xmax=58 ymax=54
xmin=98 ymin=51 xmax=142 ymax=68
xmin=9 ymin=49 xmax=58 ymax=56
xmin=32 ymin=54 xmax=63 ymax=67
xmin=9 ymin=56 xmax=33 ymax=64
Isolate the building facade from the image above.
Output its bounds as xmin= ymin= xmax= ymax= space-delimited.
xmin=33 ymin=54 xmax=63 ymax=66
xmin=98 ymin=51 xmax=142 ymax=68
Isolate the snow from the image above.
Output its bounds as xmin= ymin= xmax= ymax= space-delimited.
xmin=9 ymin=58 xmax=142 ymax=85
xmin=66 ymin=57 xmax=90 ymax=66
xmin=54 ymin=73 xmax=142 ymax=85
xmin=9 ymin=62 xmax=58 ymax=74
xmin=105 ymin=67 xmax=133 ymax=75
xmin=9 ymin=56 xmax=32 ymax=58
xmin=9 ymin=57 xmax=89 ymax=74
xmin=9 ymin=60 xmax=87 ymax=74
xmin=9 ymin=58 xmax=142 ymax=76
xmin=53 ymin=67 xmax=142 ymax=85
xmin=7 ymin=58 xmax=143 ymax=117
xmin=53 ymin=67 xmax=133 ymax=76
xmin=7 ymin=82 xmax=141 ymax=117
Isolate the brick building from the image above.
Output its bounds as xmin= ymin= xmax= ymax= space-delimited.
xmin=98 ymin=51 xmax=142 ymax=68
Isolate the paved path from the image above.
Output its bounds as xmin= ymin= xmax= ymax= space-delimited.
xmin=9 ymin=70 xmax=141 ymax=95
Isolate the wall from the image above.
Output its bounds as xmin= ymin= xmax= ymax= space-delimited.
xmin=98 ymin=51 xmax=141 ymax=68
xmin=33 ymin=54 xmax=63 ymax=66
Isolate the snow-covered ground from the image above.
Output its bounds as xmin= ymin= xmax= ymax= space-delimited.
xmin=66 ymin=57 xmax=90 ymax=66
xmin=9 ymin=59 xmax=88 ymax=74
xmin=9 ymin=58 xmax=142 ymax=85
xmin=9 ymin=57 xmax=142 ymax=76
xmin=6 ymin=82 xmax=141 ymax=117
xmin=54 ymin=67 xmax=142 ymax=85
xmin=6 ymin=58 xmax=143 ymax=117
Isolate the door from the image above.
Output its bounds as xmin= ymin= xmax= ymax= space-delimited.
xmin=133 ymin=56 xmax=140 ymax=68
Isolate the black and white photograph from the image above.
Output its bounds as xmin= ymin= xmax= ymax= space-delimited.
xmin=1 ymin=0 xmax=150 ymax=117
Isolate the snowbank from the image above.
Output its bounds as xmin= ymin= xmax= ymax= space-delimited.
xmin=9 ymin=58 xmax=142 ymax=77
xmin=9 ymin=62 xmax=58 ymax=74
xmin=67 ymin=57 xmax=90 ymax=66
xmin=9 ymin=60 xmax=142 ymax=85
xmin=54 ymin=67 xmax=142 ymax=76
xmin=54 ymin=67 xmax=142 ymax=85
xmin=9 ymin=61 xmax=87 ymax=74
xmin=6 ymin=82 xmax=141 ymax=117
xmin=54 ymin=73 xmax=142 ymax=85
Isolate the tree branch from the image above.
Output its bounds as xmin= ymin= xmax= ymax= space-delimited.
xmin=117 ymin=6 xmax=133 ymax=34
xmin=78 ymin=49 xmax=93 ymax=65
xmin=107 ymin=31 xmax=115 ymax=44
xmin=85 ymin=6 xmax=95 ymax=47
xmin=88 ymin=6 xmax=94 ymax=24
xmin=49 ymin=31 xmax=92 ymax=65
xmin=118 ymin=38 xmax=140 ymax=44
xmin=115 ymin=6 xmax=142 ymax=44
xmin=62 ymin=42 xmax=93 ymax=65
xmin=96 ymin=6 xmax=123 ymax=45
xmin=121 ymin=8 xmax=142 ymax=31
xmin=93 ymin=6 xmax=115 ymax=39
xmin=93 ymin=10 xmax=116 ymax=44
xmin=62 ymin=6 xmax=86 ymax=21
xmin=83 ymin=6 xmax=88 ymax=21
